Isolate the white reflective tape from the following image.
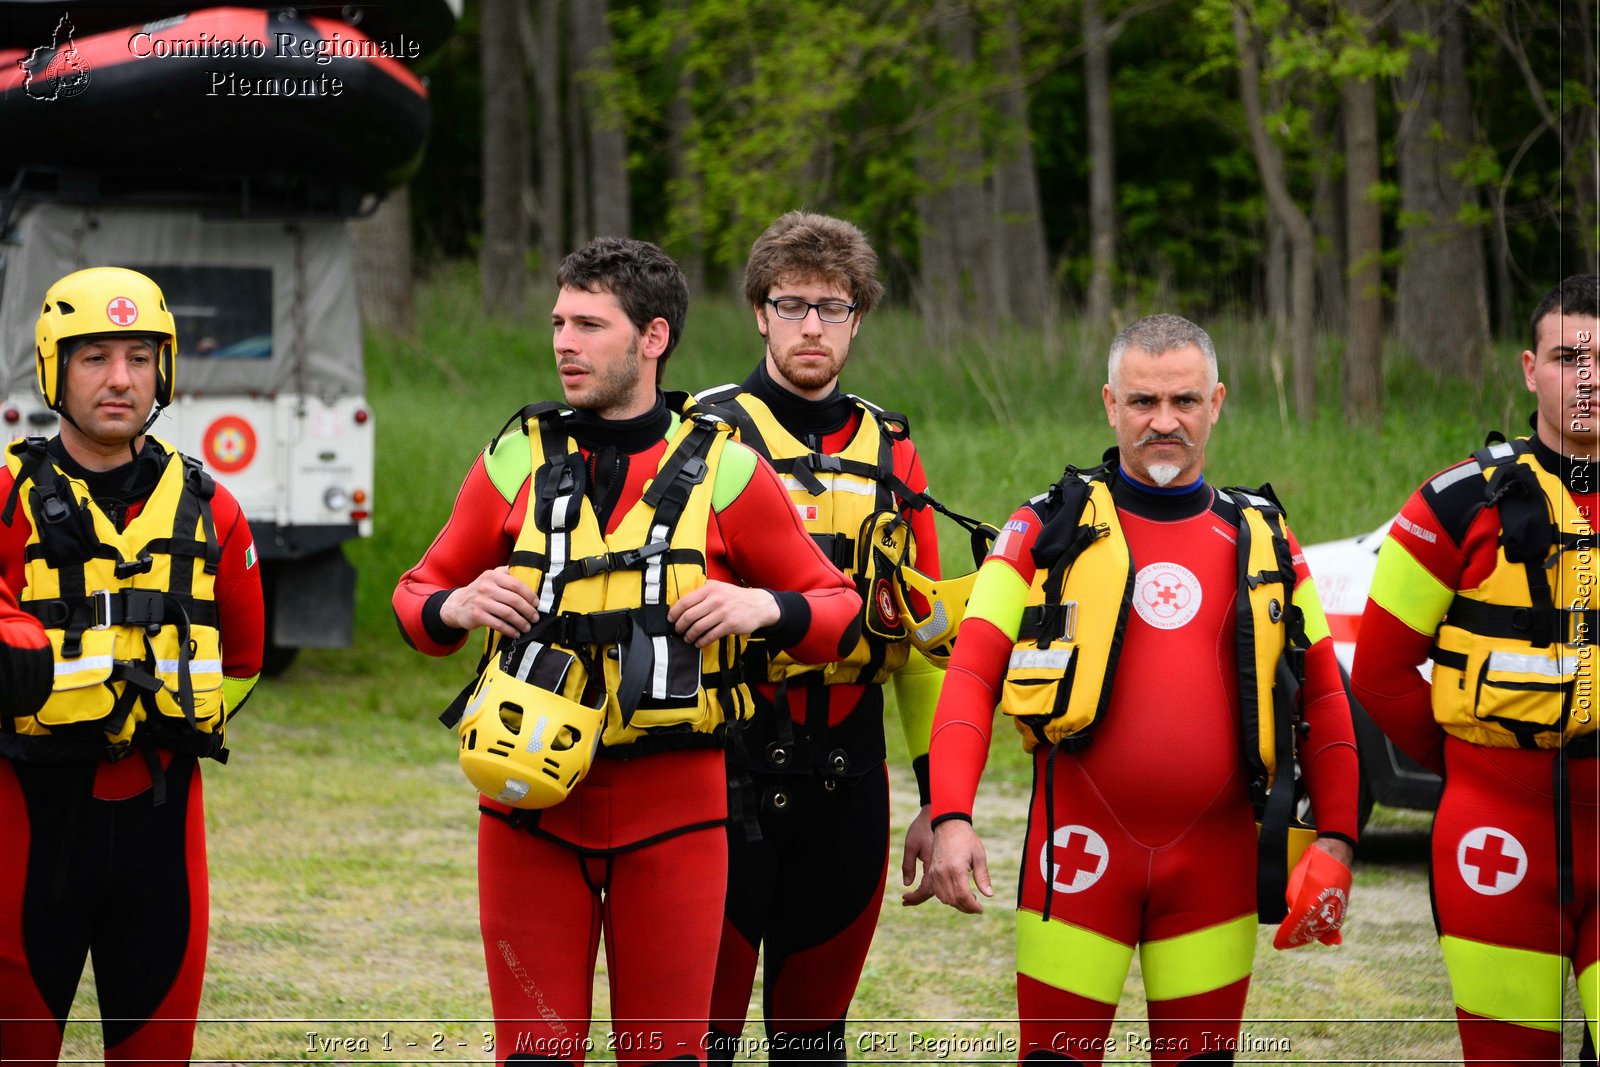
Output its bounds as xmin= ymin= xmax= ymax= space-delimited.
xmin=1487 ymin=651 xmax=1579 ymax=677
xmin=651 ymin=634 xmax=671 ymax=697
xmin=55 ymin=655 xmax=114 ymax=677
xmin=1430 ymin=462 xmax=1481 ymax=494
xmin=1485 ymin=441 xmax=1516 ymax=460
xmin=525 ymin=714 xmax=549 ymax=754
xmin=644 ymin=525 xmax=669 ymax=604
xmin=156 ymin=659 xmax=222 ymax=675
xmin=511 ymin=641 xmax=546 ymax=683
xmin=496 ymin=779 xmax=531 ymax=805
xmin=914 ymin=602 xmax=951 ymax=645
xmin=1008 ymin=648 xmax=1075 ymax=671
xmin=780 ymin=474 xmax=875 ymax=496
xmin=541 ymin=525 xmax=567 ymax=613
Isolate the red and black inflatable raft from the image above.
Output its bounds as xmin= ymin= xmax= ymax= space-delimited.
xmin=0 ymin=6 xmax=432 ymax=193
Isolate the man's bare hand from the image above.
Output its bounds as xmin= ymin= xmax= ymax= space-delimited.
xmin=439 ymin=567 xmax=539 ymax=637
xmin=668 ymin=582 xmax=779 ymax=647
xmin=900 ymin=805 xmax=936 ymax=906
xmin=930 ymin=819 xmax=993 ymax=914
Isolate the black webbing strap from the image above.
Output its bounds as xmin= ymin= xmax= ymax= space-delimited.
xmin=1443 ymin=598 xmax=1598 ymax=649
xmin=1 ymin=437 xmax=50 ymax=526
xmin=1255 ymin=669 xmax=1299 ymax=924
xmin=1041 ymin=742 xmax=1063 ymax=924
xmin=1556 ymin=747 xmax=1576 ymax=904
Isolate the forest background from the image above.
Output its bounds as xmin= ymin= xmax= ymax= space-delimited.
xmin=356 ymin=0 xmax=1598 ymax=428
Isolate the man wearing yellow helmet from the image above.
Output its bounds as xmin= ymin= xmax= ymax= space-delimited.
xmin=693 ymin=212 xmax=949 ymax=1064
xmin=0 ymin=267 xmax=265 ymax=1064
xmin=394 ymin=238 xmax=860 ymax=1066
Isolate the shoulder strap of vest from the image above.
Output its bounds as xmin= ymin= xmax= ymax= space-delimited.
xmin=1020 ymin=461 xmax=1117 ymax=647
xmin=692 ymin=385 xmax=770 ymax=460
xmin=2 ymin=437 xmax=51 ymax=526
xmin=845 ymin=394 xmax=911 ymax=443
xmin=488 ymin=401 xmax=568 ymax=456
xmin=1030 ymin=459 xmax=1115 ymax=571
xmin=1220 ymin=484 xmax=1312 ymax=924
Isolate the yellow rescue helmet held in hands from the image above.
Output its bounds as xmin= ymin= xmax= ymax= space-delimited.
xmin=457 ymin=640 xmax=605 ymax=810
xmin=36 ymin=267 xmax=178 ymax=411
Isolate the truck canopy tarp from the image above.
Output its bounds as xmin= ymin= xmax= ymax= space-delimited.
xmin=1 ymin=202 xmax=363 ymax=399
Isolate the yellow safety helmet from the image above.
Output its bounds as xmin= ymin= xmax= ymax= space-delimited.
xmin=457 ymin=653 xmax=606 ymax=810
xmin=36 ymin=267 xmax=178 ymax=411
xmin=857 ymin=511 xmax=914 ymax=640
xmin=893 ymin=521 xmax=998 ymax=668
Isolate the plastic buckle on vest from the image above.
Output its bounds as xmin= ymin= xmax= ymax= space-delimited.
xmin=615 ymin=541 xmax=671 ymax=569
xmin=122 ymin=589 xmax=166 ymax=630
xmin=114 ymin=555 xmax=154 ymax=579
xmin=807 ymin=453 xmax=843 ymax=473
xmin=679 ymin=455 xmax=708 ymax=485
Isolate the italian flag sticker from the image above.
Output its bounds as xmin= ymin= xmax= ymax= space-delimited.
xmin=244 ymin=542 xmax=258 ymax=569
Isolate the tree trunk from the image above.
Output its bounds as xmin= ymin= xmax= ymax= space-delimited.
xmin=565 ymin=36 xmax=590 ymax=244
xmin=353 ymin=188 xmax=415 ymax=335
xmin=479 ymin=0 xmax=529 ymax=317
xmin=915 ymin=3 xmax=993 ymax=345
xmin=528 ymin=0 xmax=564 ymax=277
xmin=1233 ymin=6 xmax=1316 ymax=417
xmin=572 ymin=0 xmax=629 ymax=240
xmin=991 ymin=1 xmax=1053 ymax=328
xmin=1394 ymin=0 xmax=1489 ymax=374
xmin=1341 ymin=0 xmax=1383 ymax=422
xmin=664 ymin=0 xmax=705 ymax=295
xmin=1084 ymin=0 xmax=1116 ymax=325
xmin=1311 ymin=99 xmax=1346 ymax=333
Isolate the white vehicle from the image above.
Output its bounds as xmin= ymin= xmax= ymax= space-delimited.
xmin=1 ymin=196 xmax=374 ymax=673
xmin=1302 ymin=521 xmax=1443 ymax=828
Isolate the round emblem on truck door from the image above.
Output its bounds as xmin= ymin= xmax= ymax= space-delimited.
xmin=204 ymin=415 xmax=257 ymax=473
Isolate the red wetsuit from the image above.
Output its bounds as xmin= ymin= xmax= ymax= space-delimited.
xmin=1352 ymin=432 xmax=1598 ymax=1064
xmin=932 ymin=472 xmax=1358 ymax=1065
xmin=701 ymin=366 xmax=943 ymax=1063
xmin=393 ymin=397 xmax=859 ymax=1067
xmin=0 ymin=436 xmax=264 ymax=1066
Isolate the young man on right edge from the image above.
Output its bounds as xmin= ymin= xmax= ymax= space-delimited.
xmin=697 ymin=212 xmax=948 ymax=1063
xmin=1353 ymin=274 xmax=1599 ymax=1064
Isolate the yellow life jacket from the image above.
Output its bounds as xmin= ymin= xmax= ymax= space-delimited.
xmin=1429 ymin=438 xmax=1597 ymax=749
xmin=479 ymin=404 xmax=751 ymax=755
xmin=998 ymin=464 xmax=1302 ymax=791
xmin=1 ymin=436 xmax=226 ymax=761
xmin=694 ymin=386 xmax=916 ymax=686
xmin=1000 ymin=461 xmax=1316 ymax=925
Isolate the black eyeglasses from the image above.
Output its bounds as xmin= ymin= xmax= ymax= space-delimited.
xmin=765 ymin=297 xmax=857 ymax=324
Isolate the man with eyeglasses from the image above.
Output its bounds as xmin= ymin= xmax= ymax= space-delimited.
xmin=694 ymin=211 xmax=946 ymax=1063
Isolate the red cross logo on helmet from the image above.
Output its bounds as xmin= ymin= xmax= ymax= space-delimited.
xmin=106 ymin=297 xmax=139 ymax=326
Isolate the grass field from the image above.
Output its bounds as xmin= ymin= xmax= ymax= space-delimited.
xmin=53 ymin=269 xmax=1592 ymax=1063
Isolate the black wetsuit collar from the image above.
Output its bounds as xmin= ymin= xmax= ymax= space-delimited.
xmin=566 ymin=393 xmax=673 ymax=455
xmin=1526 ymin=420 xmax=1597 ymax=492
xmin=46 ymin=436 xmax=165 ymax=531
xmin=740 ymin=360 xmax=855 ymax=439
xmin=1111 ymin=464 xmax=1213 ymax=521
